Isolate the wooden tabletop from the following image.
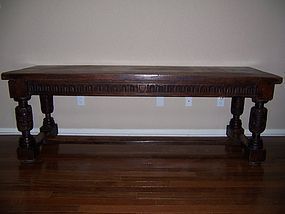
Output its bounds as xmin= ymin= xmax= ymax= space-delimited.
xmin=1 ymin=65 xmax=283 ymax=84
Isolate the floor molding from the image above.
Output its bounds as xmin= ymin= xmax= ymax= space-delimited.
xmin=0 ymin=128 xmax=284 ymax=137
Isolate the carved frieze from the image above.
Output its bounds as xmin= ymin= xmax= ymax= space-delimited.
xmin=28 ymin=81 xmax=257 ymax=97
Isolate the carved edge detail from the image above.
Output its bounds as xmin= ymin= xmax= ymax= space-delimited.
xmin=28 ymin=81 xmax=258 ymax=97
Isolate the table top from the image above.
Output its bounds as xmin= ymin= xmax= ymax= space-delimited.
xmin=1 ymin=65 xmax=283 ymax=84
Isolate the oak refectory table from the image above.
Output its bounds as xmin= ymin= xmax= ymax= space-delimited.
xmin=1 ymin=65 xmax=283 ymax=163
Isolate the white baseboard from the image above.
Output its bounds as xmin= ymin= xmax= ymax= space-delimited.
xmin=0 ymin=128 xmax=284 ymax=136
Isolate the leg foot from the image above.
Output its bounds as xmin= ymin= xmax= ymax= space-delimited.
xmin=40 ymin=119 xmax=58 ymax=136
xmin=17 ymin=136 xmax=40 ymax=163
xmin=248 ymin=149 xmax=266 ymax=164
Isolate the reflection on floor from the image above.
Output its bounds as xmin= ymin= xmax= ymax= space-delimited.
xmin=0 ymin=136 xmax=285 ymax=213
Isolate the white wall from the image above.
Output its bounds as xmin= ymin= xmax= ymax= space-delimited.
xmin=0 ymin=0 xmax=284 ymax=135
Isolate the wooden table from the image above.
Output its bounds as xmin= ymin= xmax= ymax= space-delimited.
xmin=1 ymin=65 xmax=283 ymax=163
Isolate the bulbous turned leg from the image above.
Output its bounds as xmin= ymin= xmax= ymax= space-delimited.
xmin=39 ymin=95 xmax=58 ymax=136
xmin=15 ymin=97 xmax=39 ymax=163
xmin=248 ymin=101 xmax=267 ymax=164
xmin=226 ymin=97 xmax=245 ymax=143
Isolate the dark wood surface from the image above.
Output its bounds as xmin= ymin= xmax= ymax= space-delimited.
xmin=1 ymin=65 xmax=282 ymax=82
xmin=0 ymin=65 xmax=283 ymax=163
xmin=0 ymin=135 xmax=285 ymax=213
xmin=1 ymin=65 xmax=282 ymax=98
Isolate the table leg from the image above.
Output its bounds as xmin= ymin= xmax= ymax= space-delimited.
xmin=226 ymin=97 xmax=245 ymax=143
xmin=39 ymin=95 xmax=58 ymax=136
xmin=248 ymin=101 xmax=267 ymax=163
xmin=15 ymin=97 xmax=39 ymax=163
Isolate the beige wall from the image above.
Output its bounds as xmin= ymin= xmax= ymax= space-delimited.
xmin=0 ymin=0 xmax=284 ymax=134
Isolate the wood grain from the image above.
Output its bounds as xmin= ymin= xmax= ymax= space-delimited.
xmin=0 ymin=136 xmax=285 ymax=213
xmin=1 ymin=65 xmax=282 ymax=163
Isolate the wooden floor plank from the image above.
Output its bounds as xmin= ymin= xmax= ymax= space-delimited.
xmin=0 ymin=136 xmax=285 ymax=213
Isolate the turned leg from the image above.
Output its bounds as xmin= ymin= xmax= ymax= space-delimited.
xmin=15 ymin=97 xmax=39 ymax=163
xmin=248 ymin=101 xmax=267 ymax=163
xmin=226 ymin=97 xmax=245 ymax=143
xmin=39 ymin=95 xmax=58 ymax=136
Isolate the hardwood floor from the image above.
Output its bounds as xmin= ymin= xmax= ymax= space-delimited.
xmin=0 ymin=136 xmax=285 ymax=213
